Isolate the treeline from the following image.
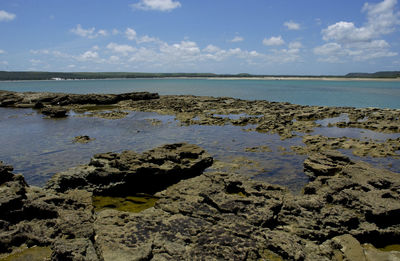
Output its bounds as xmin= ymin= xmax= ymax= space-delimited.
xmin=345 ymin=71 xmax=400 ymax=78
xmin=0 ymin=71 xmax=221 ymax=81
xmin=0 ymin=71 xmax=399 ymax=81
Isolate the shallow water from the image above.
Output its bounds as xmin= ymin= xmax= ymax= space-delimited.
xmin=0 ymin=107 xmax=398 ymax=193
xmin=0 ymin=107 xmax=308 ymax=191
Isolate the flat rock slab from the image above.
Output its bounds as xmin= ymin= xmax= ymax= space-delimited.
xmin=0 ymin=90 xmax=159 ymax=107
xmin=45 ymin=143 xmax=213 ymax=195
xmin=2 ymin=145 xmax=400 ymax=260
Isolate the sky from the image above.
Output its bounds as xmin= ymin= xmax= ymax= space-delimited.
xmin=0 ymin=0 xmax=399 ymax=75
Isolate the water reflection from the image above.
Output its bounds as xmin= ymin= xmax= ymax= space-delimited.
xmin=0 ymin=107 xmax=398 ymax=194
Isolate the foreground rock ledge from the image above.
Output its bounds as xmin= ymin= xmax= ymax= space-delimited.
xmin=1 ymin=145 xmax=400 ymax=260
xmin=45 ymin=142 xmax=214 ymax=195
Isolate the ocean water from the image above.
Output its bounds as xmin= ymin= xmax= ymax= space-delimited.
xmin=0 ymin=78 xmax=399 ymax=108
xmin=1 ymin=79 xmax=399 ymax=192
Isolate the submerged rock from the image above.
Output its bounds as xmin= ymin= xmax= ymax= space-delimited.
xmin=0 ymin=90 xmax=159 ymax=108
xmin=73 ymin=135 xmax=95 ymax=144
xmin=2 ymin=144 xmax=400 ymax=260
xmin=41 ymin=106 xmax=68 ymax=118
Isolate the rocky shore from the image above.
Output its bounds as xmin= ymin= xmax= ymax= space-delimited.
xmin=1 ymin=144 xmax=400 ymax=260
xmin=1 ymin=90 xmax=400 ymax=260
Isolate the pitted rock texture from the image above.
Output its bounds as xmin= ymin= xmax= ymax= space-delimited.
xmin=1 ymin=145 xmax=400 ymax=260
xmin=92 ymin=151 xmax=400 ymax=260
xmin=45 ymin=143 xmax=213 ymax=195
xmin=0 ymin=90 xmax=159 ymax=108
xmin=0 ymin=161 xmax=99 ymax=260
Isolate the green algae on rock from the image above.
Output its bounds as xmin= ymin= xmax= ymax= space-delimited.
xmin=92 ymin=195 xmax=158 ymax=213
xmin=0 ymin=246 xmax=51 ymax=261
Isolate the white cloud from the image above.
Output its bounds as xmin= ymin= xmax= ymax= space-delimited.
xmin=263 ymin=36 xmax=285 ymax=46
xmin=98 ymin=29 xmax=108 ymax=37
xmin=77 ymin=51 xmax=99 ymax=61
xmin=0 ymin=49 xmax=4 ymax=54
xmin=107 ymin=42 xmax=136 ymax=55
xmin=137 ymin=35 xmax=159 ymax=44
xmin=0 ymin=10 xmax=16 ymax=22
xmin=70 ymin=24 xmax=107 ymax=39
xmin=316 ymin=0 xmax=399 ymax=62
xmin=109 ymin=56 xmax=120 ymax=63
xmin=30 ymin=59 xmax=43 ymax=65
xmin=160 ymin=41 xmax=200 ymax=61
xmin=288 ymin=41 xmax=303 ymax=49
xmin=131 ymin=0 xmax=181 ymax=12
xmin=230 ymin=36 xmax=244 ymax=42
xmin=314 ymin=43 xmax=342 ymax=56
xmin=322 ymin=21 xmax=372 ymax=43
xmin=284 ymin=21 xmax=300 ymax=30
xmin=322 ymin=0 xmax=400 ymax=43
xmin=112 ymin=29 xmax=120 ymax=35
xmin=71 ymin=24 xmax=95 ymax=38
xmin=203 ymin=45 xmax=221 ymax=53
xmin=314 ymin=41 xmax=397 ymax=62
xmin=125 ymin=27 xmax=137 ymax=40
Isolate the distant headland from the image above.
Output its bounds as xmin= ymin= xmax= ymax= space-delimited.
xmin=0 ymin=70 xmax=399 ymax=81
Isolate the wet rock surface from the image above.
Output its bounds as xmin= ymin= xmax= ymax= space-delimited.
xmin=1 ymin=91 xmax=400 ymax=260
xmin=0 ymin=90 xmax=159 ymax=118
xmin=73 ymin=135 xmax=95 ymax=144
xmin=292 ymin=134 xmax=400 ymax=158
xmin=1 ymin=144 xmax=400 ymax=260
xmin=40 ymin=106 xmax=68 ymax=118
xmin=118 ymin=95 xmax=400 ymax=140
xmin=0 ymin=90 xmax=159 ymax=107
xmin=92 ymin=149 xmax=400 ymax=260
xmin=45 ymin=143 xmax=213 ymax=195
xmin=0 ymin=161 xmax=98 ymax=260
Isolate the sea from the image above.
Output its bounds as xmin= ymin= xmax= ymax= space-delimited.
xmin=0 ymin=78 xmax=399 ymax=108
xmin=0 ymin=78 xmax=399 ymax=192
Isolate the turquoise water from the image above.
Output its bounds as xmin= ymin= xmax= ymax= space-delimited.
xmin=0 ymin=78 xmax=399 ymax=108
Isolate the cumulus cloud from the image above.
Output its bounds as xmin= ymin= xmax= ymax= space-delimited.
xmin=0 ymin=49 xmax=4 ymax=54
xmin=137 ymin=35 xmax=159 ymax=44
xmin=98 ymin=30 xmax=108 ymax=37
xmin=70 ymin=24 xmax=107 ymax=39
xmin=0 ymin=10 xmax=16 ymax=22
xmin=323 ymin=0 xmax=399 ymax=43
xmin=30 ymin=59 xmax=43 ymax=65
xmin=288 ymin=41 xmax=303 ymax=49
xmin=230 ymin=36 xmax=244 ymax=42
xmin=284 ymin=21 xmax=300 ymax=30
xmin=315 ymin=0 xmax=399 ymax=62
xmin=203 ymin=45 xmax=221 ymax=53
xmin=77 ymin=51 xmax=99 ymax=61
xmin=131 ymin=0 xmax=181 ymax=12
xmin=107 ymin=42 xmax=136 ymax=55
xmin=125 ymin=28 xmax=137 ymax=40
xmin=263 ymin=36 xmax=285 ymax=46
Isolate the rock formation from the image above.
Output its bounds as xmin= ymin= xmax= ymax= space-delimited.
xmin=1 ymin=144 xmax=400 ymax=260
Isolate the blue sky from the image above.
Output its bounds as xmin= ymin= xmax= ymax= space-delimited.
xmin=0 ymin=0 xmax=399 ymax=75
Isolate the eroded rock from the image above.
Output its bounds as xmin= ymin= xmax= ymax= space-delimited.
xmin=45 ymin=143 xmax=213 ymax=195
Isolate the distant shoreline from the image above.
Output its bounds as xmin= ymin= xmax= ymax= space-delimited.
xmin=1 ymin=71 xmax=399 ymax=82
xmin=206 ymin=76 xmax=400 ymax=82
xmin=1 ymin=76 xmax=400 ymax=82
